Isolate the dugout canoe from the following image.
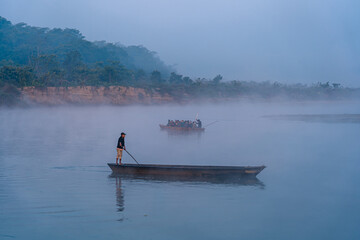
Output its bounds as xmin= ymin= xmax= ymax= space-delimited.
xmin=108 ymin=163 xmax=265 ymax=178
xmin=159 ymin=124 xmax=205 ymax=131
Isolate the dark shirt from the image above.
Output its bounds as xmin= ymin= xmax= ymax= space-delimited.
xmin=117 ymin=137 xmax=125 ymax=149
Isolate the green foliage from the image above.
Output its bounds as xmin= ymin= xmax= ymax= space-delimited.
xmin=0 ymin=82 xmax=21 ymax=106
xmin=150 ymin=70 xmax=163 ymax=84
xmin=98 ymin=61 xmax=134 ymax=85
xmin=0 ymin=65 xmax=36 ymax=87
xmin=0 ymin=16 xmax=177 ymax=89
xmin=169 ymin=72 xmax=182 ymax=84
xmin=63 ymin=51 xmax=83 ymax=72
xmin=212 ymin=74 xmax=223 ymax=84
xmin=0 ymin=16 xmax=172 ymax=76
xmin=134 ymin=69 xmax=147 ymax=83
xmin=182 ymin=76 xmax=193 ymax=85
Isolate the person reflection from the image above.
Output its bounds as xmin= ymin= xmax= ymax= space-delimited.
xmin=116 ymin=177 xmax=124 ymax=212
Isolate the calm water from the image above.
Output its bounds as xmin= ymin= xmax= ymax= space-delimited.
xmin=1 ymin=101 xmax=360 ymax=240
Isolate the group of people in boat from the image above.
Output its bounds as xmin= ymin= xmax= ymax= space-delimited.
xmin=167 ymin=119 xmax=202 ymax=128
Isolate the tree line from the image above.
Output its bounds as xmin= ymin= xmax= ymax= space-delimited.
xmin=0 ymin=51 xmax=200 ymax=87
xmin=1 ymin=16 xmax=359 ymax=106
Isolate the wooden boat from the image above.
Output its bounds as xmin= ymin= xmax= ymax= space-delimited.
xmin=108 ymin=163 xmax=265 ymax=178
xmin=159 ymin=124 xmax=205 ymax=131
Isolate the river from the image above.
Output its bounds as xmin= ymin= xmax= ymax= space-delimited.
xmin=1 ymin=101 xmax=359 ymax=240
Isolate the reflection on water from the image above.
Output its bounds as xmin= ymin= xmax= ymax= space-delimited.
xmin=160 ymin=128 xmax=204 ymax=138
xmin=110 ymin=174 xmax=264 ymax=188
xmin=115 ymin=177 xmax=125 ymax=222
xmin=110 ymin=173 xmax=264 ymax=223
xmin=115 ymin=177 xmax=124 ymax=212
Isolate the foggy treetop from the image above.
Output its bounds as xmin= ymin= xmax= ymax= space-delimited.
xmin=0 ymin=16 xmax=172 ymax=76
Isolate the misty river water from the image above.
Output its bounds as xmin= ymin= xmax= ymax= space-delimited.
xmin=1 ymin=101 xmax=360 ymax=240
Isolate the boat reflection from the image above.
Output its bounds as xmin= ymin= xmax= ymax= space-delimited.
xmin=161 ymin=128 xmax=204 ymax=138
xmin=110 ymin=173 xmax=264 ymax=221
xmin=110 ymin=173 xmax=265 ymax=187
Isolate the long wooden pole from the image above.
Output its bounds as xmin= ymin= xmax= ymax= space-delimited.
xmin=125 ymin=149 xmax=140 ymax=165
xmin=204 ymin=121 xmax=218 ymax=128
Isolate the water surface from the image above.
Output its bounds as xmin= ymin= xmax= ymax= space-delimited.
xmin=1 ymin=101 xmax=359 ymax=240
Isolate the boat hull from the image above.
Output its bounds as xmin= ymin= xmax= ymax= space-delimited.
xmin=108 ymin=163 xmax=265 ymax=178
xmin=159 ymin=124 xmax=205 ymax=131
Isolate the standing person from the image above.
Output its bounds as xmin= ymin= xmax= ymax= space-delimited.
xmin=116 ymin=132 xmax=126 ymax=165
xmin=197 ymin=119 xmax=202 ymax=128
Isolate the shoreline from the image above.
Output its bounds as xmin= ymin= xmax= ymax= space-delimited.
xmin=1 ymin=85 xmax=360 ymax=108
xmin=20 ymin=86 xmax=174 ymax=106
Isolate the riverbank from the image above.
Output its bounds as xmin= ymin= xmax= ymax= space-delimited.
xmin=20 ymin=86 xmax=174 ymax=106
xmin=1 ymin=83 xmax=360 ymax=107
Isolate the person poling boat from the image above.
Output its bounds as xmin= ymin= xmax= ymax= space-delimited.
xmin=116 ymin=132 xmax=126 ymax=165
xmin=196 ymin=119 xmax=202 ymax=128
xmin=116 ymin=132 xmax=141 ymax=165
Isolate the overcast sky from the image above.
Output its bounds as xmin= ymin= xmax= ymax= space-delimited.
xmin=1 ymin=0 xmax=359 ymax=86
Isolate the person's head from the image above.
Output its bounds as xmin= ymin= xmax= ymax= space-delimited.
xmin=121 ymin=132 xmax=126 ymax=138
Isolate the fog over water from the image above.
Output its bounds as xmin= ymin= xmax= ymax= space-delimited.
xmin=1 ymin=101 xmax=360 ymax=239
xmin=1 ymin=0 xmax=360 ymax=238
xmin=1 ymin=0 xmax=360 ymax=85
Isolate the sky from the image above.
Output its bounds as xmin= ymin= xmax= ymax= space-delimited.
xmin=1 ymin=0 xmax=360 ymax=86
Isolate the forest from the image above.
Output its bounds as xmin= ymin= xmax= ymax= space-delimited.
xmin=0 ymin=16 xmax=359 ymax=106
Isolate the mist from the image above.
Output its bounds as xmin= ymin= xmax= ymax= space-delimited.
xmin=1 ymin=102 xmax=360 ymax=239
xmin=1 ymin=1 xmax=360 ymax=239
xmin=1 ymin=0 xmax=359 ymax=86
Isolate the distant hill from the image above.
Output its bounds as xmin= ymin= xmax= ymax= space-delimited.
xmin=0 ymin=16 xmax=172 ymax=76
xmin=1 ymin=16 xmax=359 ymax=107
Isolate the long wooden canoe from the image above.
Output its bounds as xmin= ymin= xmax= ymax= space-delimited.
xmin=159 ymin=124 xmax=205 ymax=131
xmin=108 ymin=163 xmax=265 ymax=178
